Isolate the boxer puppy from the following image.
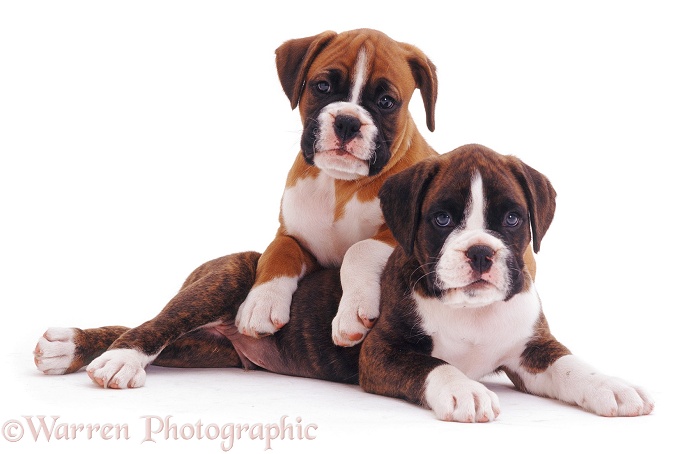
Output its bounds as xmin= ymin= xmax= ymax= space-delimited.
xmin=235 ymin=28 xmax=438 ymax=348
xmin=36 ymin=29 xmax=437 ymax=387
xmin=34 ymin=144 xmax=653 ymax=422
xmin=359 ymin=144 xmax=654 ymax=421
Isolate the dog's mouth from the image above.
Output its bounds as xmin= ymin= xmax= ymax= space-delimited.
xmin=322 ymin=147 xmax=363 ymax=158
xmin=439 ymin=279 xmax=494 ymax=294
xmin=436 ymin=277 xmax=506 ymax=308
xmin=465 ymin=279 xmax=493 ymax=291
xmin=313 ymin=148 xmax=370 ymax=180
xmin=317 ymin=144 xmax=373 ymax=161
xmin=446 ymin=278 xmax=496 ymax=296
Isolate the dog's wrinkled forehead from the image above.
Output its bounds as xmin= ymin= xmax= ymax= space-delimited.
xmin=424 ymin=150 xmax=529 ymax=220
xmin=380 ymin=144 xmax=556 ymax=257
xmin=305 ymin=31 xmax=418 ymax=105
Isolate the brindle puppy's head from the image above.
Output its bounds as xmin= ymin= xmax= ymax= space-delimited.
xmin=276 ymin=29 xmax=437 ymax=180
xmin=380 ymin=144 xmax=556 ymax=306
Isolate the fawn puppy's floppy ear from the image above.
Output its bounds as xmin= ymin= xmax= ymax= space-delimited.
xmin=275 ymin=31 xmax=338 ymax=109
xmin=379 ymin=158 xmax=440 ymax=255
xmin=507 ymin=157 xmax=557 ymax=253
xmin=400 ymin=43 xmax=438 ymax=132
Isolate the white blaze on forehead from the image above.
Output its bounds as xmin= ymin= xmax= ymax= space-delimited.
xmin=349 ymin=49 xmax=369 ymax=104
xmin=433 ymin=170 xmax=513 ymax=308
xmin=465 ymin=171 xmax=486 ymax=230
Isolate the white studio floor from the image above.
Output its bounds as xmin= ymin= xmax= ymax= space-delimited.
xmin=5 ymin=346 xmax=672 ymax=453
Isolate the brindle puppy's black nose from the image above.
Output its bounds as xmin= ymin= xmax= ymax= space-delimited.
xmin=334 ymin=114 xmax=361 ymax=143
xmin=466 ymin=245 xmax=494 ymax=273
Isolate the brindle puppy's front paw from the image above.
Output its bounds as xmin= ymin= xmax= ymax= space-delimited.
xmin=86 ymin=349 xmax=149 ymax=389
xmin=236 ymin=277 xmax=298 ymax=338
xmin=575 ymin=374 xmax=654 ymax=417
xmin=425 ymin=365 xmax=500 ymax=423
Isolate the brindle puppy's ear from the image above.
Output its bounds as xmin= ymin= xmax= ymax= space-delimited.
xmin=275 ymin=31 xmax=338 ymax=109
xmin=507 ymin=157 xmax=557 ymax=253
xmin=400 ymin=43 xmax=438 ymax=132
xmin=379 ymin=158 xmax=440 ymax=255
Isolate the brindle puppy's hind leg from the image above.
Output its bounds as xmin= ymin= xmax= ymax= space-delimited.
xmin=35 ymin=326 xmax=130 ymax=375
xmin=85 ymin=251 xmax=261 ymax=388
xmin=152 ymin=329 xmax=243 ymax=369
xmin=104 ymin=251 xmax=260 ymax=354
xmin=34 ymin=251 xmax=260 ymax=387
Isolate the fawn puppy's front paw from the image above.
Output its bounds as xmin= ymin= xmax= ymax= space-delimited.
xmin=331 ymin=291 xmax=380 ymax=347
xmin=236 ymin=277 xmax=297 ymax=338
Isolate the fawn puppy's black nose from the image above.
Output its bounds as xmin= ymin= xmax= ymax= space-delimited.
xmin=334 ymin=114 xmax=361 ymax=143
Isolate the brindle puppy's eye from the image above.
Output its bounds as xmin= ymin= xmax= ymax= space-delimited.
xmin=433 ymin=211 xmax=453 ymax=228
xmin=377 ymin=95 xmax=396 ymax=110
xmin=315 ymin=81 xmax=331 ymax=94
xmin=503 ymin=212 xmax=521 ymax=228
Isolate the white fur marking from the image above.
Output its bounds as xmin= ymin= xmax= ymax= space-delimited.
xmin=236 ymin=275 xmax=300 ymax=336
xmin=424 ymin=364 xmax=500 ymax=422
xmin=415 ymin=284 xmax=541 ymax=380
xmin=349 ymin=49 xmax=368 ymax=104
xmin=465 ymin=171 xmax=485 ymax=231
xmin=505 ymin=355 xmax=655 ymax=417
xmin=282 ymin=173 xmax=383 ymax=267
xmin=86 ymin=349 xmax=156 ymax=389
xmin=314 ymin=101 xmax=377 ymax=179
xmin=34 ymin=327 xmax=77 ymax=375
xmin=332 ymin=239 xmax=394 ymax=346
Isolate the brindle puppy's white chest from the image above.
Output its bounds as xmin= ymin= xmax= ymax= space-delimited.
xmin=415 ymin=286 xmax=541 ymax=380
xmin=281 ymin=173 xmax=383 ymax=268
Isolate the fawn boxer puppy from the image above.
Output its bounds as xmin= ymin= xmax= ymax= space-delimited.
xmin=235 ymin=28 xmax=438 ymax=347
xmin=33 ymin=27 xmax=440 ymax=385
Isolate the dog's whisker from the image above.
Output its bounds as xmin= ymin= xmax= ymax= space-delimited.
xmin=408 ymin=260 xmax=439 ymax=293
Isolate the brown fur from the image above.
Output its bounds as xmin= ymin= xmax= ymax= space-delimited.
xmin=109 ymin=252 xmax=260 ymax=355
xmin=518 ymin=312 xmax=573 ymax=373
xmin=40 ymin=252 xmax=362 ymax=383
xmin=36 ymin=147 xmax=554 ymax=389
xmin=37 ymin=145 xmax=653 ymax=419
xmin=254 ymin=234 xmax=318 ymax=284
xmin=60 ymin=326 xmax=129 ymax=373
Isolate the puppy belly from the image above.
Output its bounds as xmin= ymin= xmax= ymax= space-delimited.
xmin=202 ymin=321 xmax=289 ymax=374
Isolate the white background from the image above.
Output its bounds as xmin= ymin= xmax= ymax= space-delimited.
xmin=1 ymin=1 xmax=674 ymax=453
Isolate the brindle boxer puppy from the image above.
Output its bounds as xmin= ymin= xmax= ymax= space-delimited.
xmin=359 ymin=144 xmax=653 ymax=421
xmin=34 ymin=145 xmax=653 ymax=422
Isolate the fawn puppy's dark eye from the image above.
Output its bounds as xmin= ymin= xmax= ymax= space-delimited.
xmin=315 ymin=81 xmax=331 ymax=93
xmin=503 ymin=212 xmax=521 ymax=227
xmin=377 ymin=95 xmax=396 ymax=110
